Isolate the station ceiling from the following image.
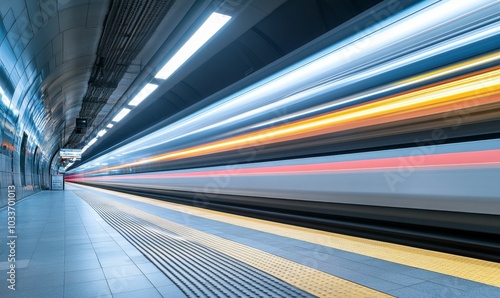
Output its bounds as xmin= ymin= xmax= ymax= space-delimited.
xmin=1 ymin=0 xmax=413 ymax=168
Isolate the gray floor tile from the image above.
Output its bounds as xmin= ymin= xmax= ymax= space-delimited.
xmin=65 ymin=258 xmax=102 ymax=272
xmin=34 ymin=243 xmax=65 ymax=252
xmin=146 ymin=272 xmax=176 ymax=288
xmin=4 ymin=284 xmax=64 ymax=297
xmin=357 ymin=264 xmax=425 ymax=286
xmin=65 ymin=243 xmax=95 ymax=251
xmin=467 ymin=285 xmax=500 ymax=298
xmin=130 ymin=254 xmax=151 ymax=264
xmin=17 ymin=271 xmax=65 ymax=290
xmin=98 ymin=254 xmax=134 ymax=267
xmin=64 ymin=279 xmax=111 ymax=297
xmin=94 ymin=247 xmax=127 ymax=256
xmin=31 ymin=249 xmax=65 ymax=258
xmin=22 ymin=263 xmax=65 ymax=277
xmin=92 ymin=241 xmax=119 ymax=248
xmin=113 ymin=287 xmax=163 ymax=298
xmin=430 ymin=275 xmax=485 ymax=291
xmin=65 ymin=252 xmax=99 ymax=263
xmin=157 ymin=284 xmax=189 ymax=298
xmin=411 ymin=281 xmax=469 ymax=296
xmin=65 ymin=235 xmax=92 ymax=241
xmin=30 ymin=254 xmax=64 ymax=263
xmin=363 ymin=276 xmax=409 ymax=292
xmin=108 ymin=275 xmax=154 ymax=294
xmin=390 ymin=286 xmax=439 ymax=298
xmin=91 ymin=236 xmax=114 ymax=243
xmin=103 ymin=264 xmax=143 ymax=279
xmin=65 ymin=229 xmax=88 ymax=234
xmin=137 ymin=262 xmax=162 ymax=274
xmin=39 ymin=236 xmax=65 ymax=242
xmin=65 ymin=268 xmax=106 ymax=285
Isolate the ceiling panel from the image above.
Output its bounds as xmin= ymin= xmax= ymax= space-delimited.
xmin=62 ymin=27 xmax=100 ymax=61
xmin=87 ymin=2 xmax=109 ymax=28
xmin=59 ymin=5 xmax=88 ymax=32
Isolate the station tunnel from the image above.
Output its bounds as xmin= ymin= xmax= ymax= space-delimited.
xmin=0 ymin=0 xmax=499 ymax=297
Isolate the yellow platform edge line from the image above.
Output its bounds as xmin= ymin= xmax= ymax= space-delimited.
xmin=69 ymin=183 xmax=500 ymax=288
xmin=74 ymin=187 xmax=392 ymax=298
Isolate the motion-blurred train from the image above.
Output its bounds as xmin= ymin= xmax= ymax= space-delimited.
xmin=67 ymin=0 xmax=500 ymax=255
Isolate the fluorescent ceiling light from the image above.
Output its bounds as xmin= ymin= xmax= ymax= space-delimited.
xmin=112 ymin=108 xmax=131 ymax=122
xmin=87 ymin=137 xmax=99 ymax=147
xmin=155 ymin=12 xmax=231 ymax=80
xmin=82 ymin=137 xmax=97 ymax=153
xmin=106 ymin=124 xmax=114 ymax=128
xmin=129 ymin=83 xmax=158 ymax=106
xmin=97 ymin=129 xmax=107 ymax=137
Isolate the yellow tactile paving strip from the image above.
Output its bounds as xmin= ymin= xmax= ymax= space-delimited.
xmin=73 ymin=185 xmax=391 ymax=297
xmin=71 ymin=184 xmax=500 ymax=288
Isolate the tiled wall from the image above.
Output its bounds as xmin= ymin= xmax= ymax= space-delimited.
xmin=0 ymin=126 xmax=49 ymax=208
xmin=0 ymin=1 xmax=67 ymax=208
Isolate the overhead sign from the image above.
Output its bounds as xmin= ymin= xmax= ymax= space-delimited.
xmin=60 ymin=149 xmax=82 ymax=159
xmin=52 ymin=175 xmax=64 ymax=190
xmin=76 ymin=118 xmax=88 ymax=128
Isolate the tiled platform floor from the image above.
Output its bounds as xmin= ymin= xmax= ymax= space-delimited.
xmin=0 ymin=185 xmax=499 ymax=297
xmin=73 ymin=185 xmax=500 ymax=298
xmin=0 ymin=189 xmax=185 ymax=298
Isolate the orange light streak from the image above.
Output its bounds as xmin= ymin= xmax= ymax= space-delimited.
xmin=92 ymin=59 xmax=500 ymax=174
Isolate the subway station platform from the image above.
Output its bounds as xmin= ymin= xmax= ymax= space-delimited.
xmin=0 ymin=184 xmax=499 ymax=298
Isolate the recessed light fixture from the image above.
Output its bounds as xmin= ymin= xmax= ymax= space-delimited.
xmin=112 ymin=108 xmax=131 ymax=122
xmin=129 ymin=83 xmax=159 ymax=106
xmin=97 ymin=129 xmax=107 ymax=137
xmin=87 ymin=137 xmax=99 ymax=147
xmin=155 ymin=12 xmax=231 ymax=80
